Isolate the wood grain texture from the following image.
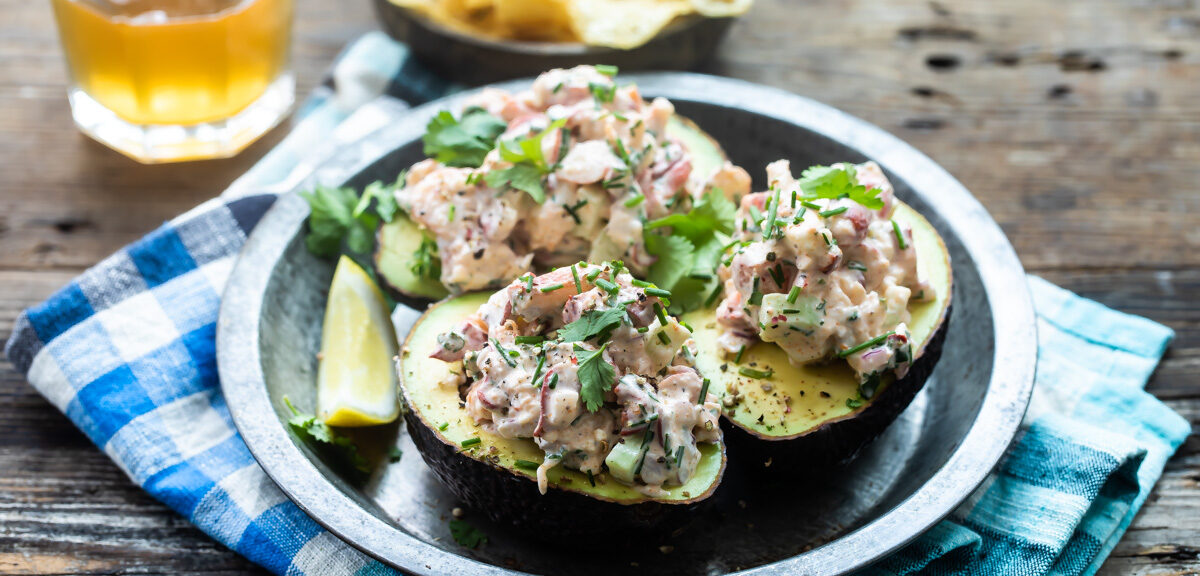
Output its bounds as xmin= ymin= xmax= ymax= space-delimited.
xmin=0 ymin=0 xmax=1196 ymax=574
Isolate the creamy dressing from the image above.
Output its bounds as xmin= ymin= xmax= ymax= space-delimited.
xmin=432 ymin=263 xmax=722 ymax=494
xmin=715 ymin=161 xmax=934 ymax=396
xmin=395 ymin=66 xmax=751 ymax=292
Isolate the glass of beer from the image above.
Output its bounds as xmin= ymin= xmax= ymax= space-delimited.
xmin=51 ymin=0 xmax=295 ymax=163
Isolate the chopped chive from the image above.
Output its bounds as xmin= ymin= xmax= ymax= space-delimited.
xmin=790 ymin=190 xmax=798 ymax=208
xmin=587 ymin=469 xmax=596 ymax=486
xmin=571 ymin=265 xmax=583 ymax=294
xmin=515 ymin=335 xmax=545 ymax=345
xmin=623 ymin=194 xmax=645 ymax=208
xmin=734 ymin=345 xmax=746 ymax=364
xmin=438 ymin=422 xmax=450 ymax=431
xmin=492 ymin=338 xmax=518 ymax=367
xmin=793 ymin=206 xmax=807 ymax=224
xmin=539 ymin=283 xmax=565 ymax=293
xmin=548 ymin=373 xmax=559 ymax=389
xmin=748 ymin=277 xmax=763 ymax=305
xmin=820 ymin=206 xmax=848 ymax=217
xmin=657 ymin=331 xmax=671 ymax=345
xmin=891 ymin=220 xmax=908 ymax=249
xmin=631 ymin=279 xmax=654 ymax=288
xmin=801 ymin=200 xmax=821 ymax=211
xmin=515 ymin=459 xmax=540 ymax=470
xmin=680 ymin=320 xmax=694 ymax=333
xmin=847 ymin=261 xmax=868 ymax=272
xmin=460 ymin=437 xmax=482 ymax=447
xmin=705 ymin=283 xmax=724 ymax=307
xmin=531 ymin=353 xmax=546 ymax=385
xmin=595 ymin=64 xmax=619 ymax=76
xmin=747 ymin=205 xmax=763 ymax=227
xmin=523 ymin=274 xmax=534 ymax=292
xmin=645 ymin=287 xmax=672 ymax=298
xmin=787 ymin=285 xmax=802 ymax=303
xmin=637 ymin=326 xmax=650 ymax=333
xmin=586 ymin=268 xmax=602 ymax=282
xmin=837 ymin=331 xmax=896 ymax=358
xmin=654 ymin=303 xmax=668 ymax=325
xmin=768 ymin=263 xmax=785 ymax=287
xmin=738 ymin=367 xmax=773 ymax=379
xmin=625 ymin=413 xmax=660 ymax=429
xmin=846 ymin=397 xmax=864 ymax=409
xmin=595 ymin=278 xmax=619 ymax=294
xmin=688 ymin=271 xmax=713 ymax=280
xmin=633 ymin=430 xmax=655 ymax=476
xmin=763 ymin=188 xmax=780 ymax=240
xmin=697 ymin=378 xmax=711 ymax=405
xmin=675 ymin=445 xmax=685 ymax=467
xmin=447 ymin=205 xmax=456 ymax=221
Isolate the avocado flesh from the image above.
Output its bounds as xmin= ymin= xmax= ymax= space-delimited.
xmin=399 ymin=292 xmax=725 ymax=505
xmin=375 ymin=113 xmax=728 ymax=300
xmin=682 ymin=201 xmax=953 ymax=444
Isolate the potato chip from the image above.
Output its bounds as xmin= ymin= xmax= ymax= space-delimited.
xmin=567 ymin=0 xmax=693 ymax=49
xmin=495 ymin=0 xmax=576 ymax=41
xmin=689 ymin=0 xmax=751 ymax=17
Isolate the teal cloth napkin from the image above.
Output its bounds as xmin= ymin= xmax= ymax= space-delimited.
xmin=8 ymin=32 xmax=1190 ymax=576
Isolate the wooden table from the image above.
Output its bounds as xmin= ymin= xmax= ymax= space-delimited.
xmin=1 ymin=0 xmax=1196 ymax=573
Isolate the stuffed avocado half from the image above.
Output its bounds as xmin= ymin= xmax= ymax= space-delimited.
xmin=399 ymin=263 xmax=726 ymax=535
xmin=373 ymin=64 xmax=740 ymax=301
xmin=682 ymin=161 xmax=953 ymax=468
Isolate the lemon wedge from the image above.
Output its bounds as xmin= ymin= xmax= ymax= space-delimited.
xmin=316 ymin=256 xmax=401 ymax=427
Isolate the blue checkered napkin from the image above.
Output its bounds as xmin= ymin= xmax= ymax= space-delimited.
xmin=864 ymin=277 xmax=1191 ymax=576
xmin=4 ymin=195 xmax=398 ymax=575
xmin=3 ymin=31 xmax=1192 ymax=576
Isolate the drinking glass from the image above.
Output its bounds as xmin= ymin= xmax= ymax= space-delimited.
xmin=51 ymin=0 xmax=295 ymax=163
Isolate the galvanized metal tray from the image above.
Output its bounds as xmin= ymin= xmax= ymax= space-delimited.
xmin=217 ymin=74 xmax=1036 ymax=576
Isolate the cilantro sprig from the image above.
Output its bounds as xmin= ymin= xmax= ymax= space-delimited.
xmin=798 ymin=164 xmax=884 ymax=210
xmin=449 ymin=519 xmax=488 ymax=549
xmin=644 ymin=189 xmax=737 ymax=313
xmin=300 ymin=170 xmax=405 ymax=258
xmin=575 ymin=343 xmax=616 ymax=412
xmin=283 ymin=397 xmax=371 ymax=482
xmin=423 ymin=107 xmax=507 ymax=168
xmin=559 ymin=307 xmax=626 ymax=343
xmin=483 ymin=118 xmax=567 ymax=203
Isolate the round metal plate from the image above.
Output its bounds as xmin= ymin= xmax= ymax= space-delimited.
xmin=217 ymin=73 xmax=1036 ymax=576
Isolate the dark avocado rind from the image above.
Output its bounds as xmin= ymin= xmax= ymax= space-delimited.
xmin=683 ymin=201 xmax=954 ymax=472
xmin=374 ymin=113 xmax=728 ymax=301
xmin=398 ymin=294 xmax=727 ymax=539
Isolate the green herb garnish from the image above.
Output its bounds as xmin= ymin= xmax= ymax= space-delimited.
xmin=559 ymin=307 xmax=626 ymax=343
xmin=837 ymin=331 xmax=896 ymax=358
xmin=891 ymin=219 xmax=908 ymax=249
xmin=283 ymin=397 xmax=371 ymax=480
xmin=460 ymin=437 xmax=482 ymax=447
xmin=738 ymin=367 xmax=774 ymax=379
xmin=575 ymin=343 xmax=616 ymax=412
xmin=423 ymin=107 xmax=507 ymax=168
xmin=449 ymin=519 xmax=488 ymax=549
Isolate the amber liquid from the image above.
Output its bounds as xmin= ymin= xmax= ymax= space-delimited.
xmin=51 ymin=0 xmax=293 ymax=126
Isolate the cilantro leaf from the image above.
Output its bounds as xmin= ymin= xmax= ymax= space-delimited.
xmin=798 ymin=164 xmax=884 ymax=210
xmin=575 ymin=343 xmax=615 ymax=412
xmin=484 ymin=163 xmax=545 ymax=203
xmin=645 ymin=234 xmax=695 ymax=296
xmin=283 ymin=397 xmax=371 ymax=481
xmin=664 ymin=234 xmax=726 ymax=314
xmin=644 ymin=189 xmax=736 ymax=239
xmin=449 ymin=519 xmax=488 ymax=549
xmin=423 ymin=107 xmax=507 ymax=168
xmin=559 ymin=307 xmax=626 ymax=343
xmin=300 ymin=185 xmax=362 ymax=257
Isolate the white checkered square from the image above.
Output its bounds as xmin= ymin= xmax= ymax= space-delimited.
xmin=96 ymin=291 xmax=180 ymax=363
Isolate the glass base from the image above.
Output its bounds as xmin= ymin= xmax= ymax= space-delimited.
xmin=67 ymin=73 xmax=295 ymax=164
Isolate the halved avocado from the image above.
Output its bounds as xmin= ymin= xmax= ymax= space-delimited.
xmin=680 ymin=201 xmax=953 ymax=469
xmin=398 ymin=293 xmax=727 ymax=537
xmin=375 ymin=113 xmax=729 ymax=300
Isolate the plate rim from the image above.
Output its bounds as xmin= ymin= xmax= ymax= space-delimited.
xmin=217 ymin=72 xmax=1037 ymax=576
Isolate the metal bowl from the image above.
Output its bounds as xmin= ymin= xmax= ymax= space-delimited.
xmin=373 ymin=0 xmax=735 ymax=84
xmin=218 ymin=73 xmax=1036 ymax=575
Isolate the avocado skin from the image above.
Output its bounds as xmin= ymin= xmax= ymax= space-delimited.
xmin=724 ymin=304 xmax=952 ymax=473
xmin=404 ymin=410 xmax=722 ymax=542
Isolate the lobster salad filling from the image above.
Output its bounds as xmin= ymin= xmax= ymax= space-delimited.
xmin=395 ymin=65 xmax=750 ymax=292
xmin=432 ymin=262 xmax=722 ymax=495
xmin=715 ymin=161 xmax=936 ymax=398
